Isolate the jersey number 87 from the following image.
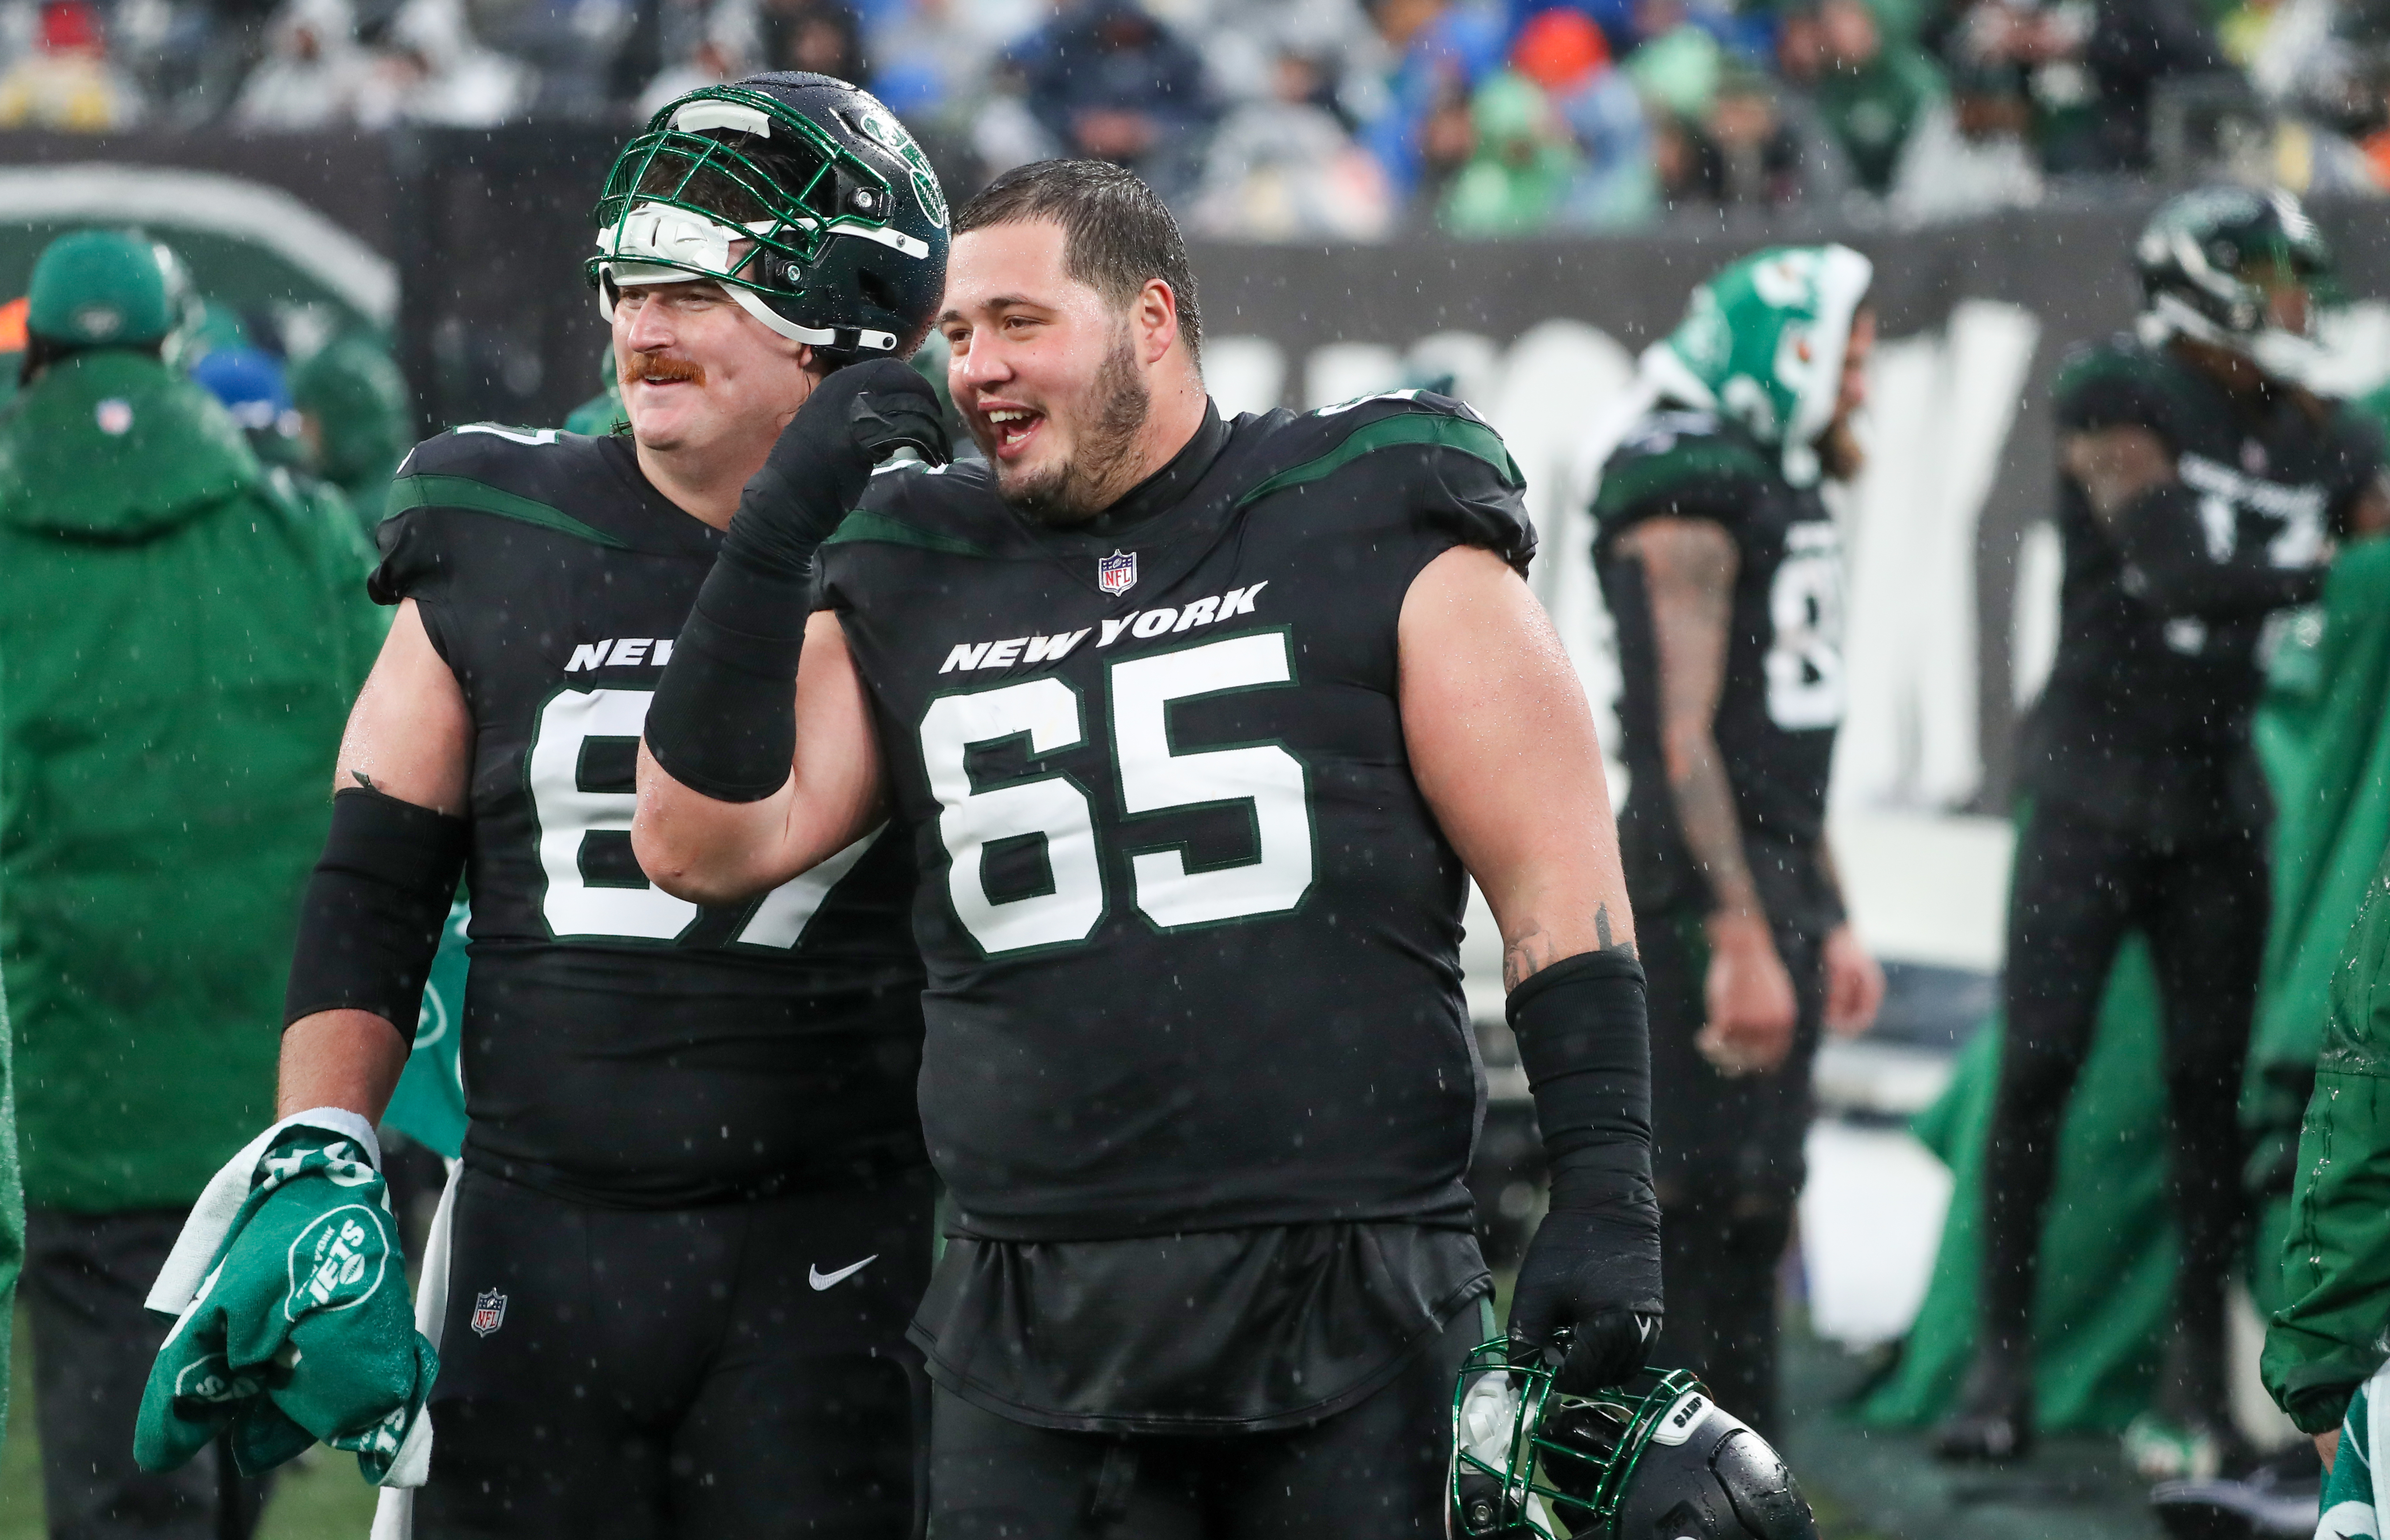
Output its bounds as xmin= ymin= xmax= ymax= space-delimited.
xmin=528 ymin=687 xmax=879 ymax=947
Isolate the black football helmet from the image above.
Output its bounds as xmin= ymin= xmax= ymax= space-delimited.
xmin=1451 ymin=1337 xmax=1818 ymax=1540
xmin=2133 ymin=185 xmax=2334 ymax=386
xmin=588 ymin=72 xmax=949 ymax=362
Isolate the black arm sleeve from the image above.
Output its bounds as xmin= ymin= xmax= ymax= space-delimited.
xmin=642 ymin=545 xmax=811 ymax=803
xmin=283 ymin=786 xmax=469 ymax=1042
xmin=2115 ymin=480 xmax=2327 ymax=618
xmin=1509 ymin=950 xmax=1664 ymax=1310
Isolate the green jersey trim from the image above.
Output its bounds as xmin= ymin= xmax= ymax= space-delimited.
xmin=1237 ymin=412 xmax=1523 ymax=509
xmin=824 ymin=506 xmax=995 ymax=559
xmin=385 ymin=474 xmax=631 ymax=550
xmin=1595 ymin=439 xmax=1773 ymax=522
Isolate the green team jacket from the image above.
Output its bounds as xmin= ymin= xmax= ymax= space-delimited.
xmin=2266 ymin=825 xmax=2390 ymax=1432
xmin=0 ymin=350 xmax=382 ymax=1215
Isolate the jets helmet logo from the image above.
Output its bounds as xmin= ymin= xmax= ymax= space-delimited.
xmin=1098 ymin=550 xmax=1138 ymax=597
xmin=471 ymin=1289 xmax=507 ymax=1337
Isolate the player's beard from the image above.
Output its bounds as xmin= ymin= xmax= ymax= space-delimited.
xmin=1818 ymin=414 xmax=1865 ymax=482
xmin=999 ymin=324 xmax=1152 ymax=528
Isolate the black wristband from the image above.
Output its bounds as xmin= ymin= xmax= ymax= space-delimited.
xmin=284 ymin=786 xmax=468 ymax=1042
xmin=1508 ymin=950 xmax=1652 ymax=1179
xmin=644 ymin=548 xmax=813 ymax=803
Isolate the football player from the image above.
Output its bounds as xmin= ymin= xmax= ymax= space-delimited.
xmin=139 ymin=74 xmax=950 ymax=1538
xmin=1938 ymin=187 xmax=2390 ymax=1473
xmin=632 ymin=158 xmax=1661 ymax=1534
xmin=1590 ymin=245 xmax=1884 ymax=1439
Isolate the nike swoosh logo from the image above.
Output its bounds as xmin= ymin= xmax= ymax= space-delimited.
xmin=808 ymin=1254 xmax=878 ymax=1291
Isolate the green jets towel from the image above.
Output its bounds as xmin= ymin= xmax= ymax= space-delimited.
xmin=136 ymin=1118 xmax=436 ymax=1485
xmin=2323 ymin=1370 xmax=2388 ymax=1538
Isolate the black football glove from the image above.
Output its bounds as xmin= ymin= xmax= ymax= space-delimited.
xmin=1505 ymin=1169 xmax=1662 ymax=1395
xmin=646 ymin=358 xmax=950 ymax=802
xmin=727 ymin=357 xmax=951 ymax=576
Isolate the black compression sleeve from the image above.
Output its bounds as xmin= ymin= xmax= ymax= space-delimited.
xmin=1508 ymin=949 xmax=1662 ymax=1309
xmin=1509 ymin=949 xmax=1653 ymax=1174
xmin=2115 ymin=480 xmax=2328 ymax=618
xmin=642 ymin=546 xmax=811 ymax=802
xmin=284 ymin=786 xmax=468 ymax=1043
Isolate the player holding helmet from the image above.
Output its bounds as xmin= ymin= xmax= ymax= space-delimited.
xmin=634 ymin=157 xmax=1661 ymax=1536
xmin=135 ymin=74 xmax=951 ymax=1538
xmin=1938 ymin=187 xmax=2390 ymax=1475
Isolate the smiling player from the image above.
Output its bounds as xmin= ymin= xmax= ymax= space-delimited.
xmin=634 ymin=159 xmax=1662 ymax=1535
xmin=140 ymin=74 xmax=951 ymax=1539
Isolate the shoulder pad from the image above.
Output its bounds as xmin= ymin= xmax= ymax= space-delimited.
xmin=2328 ymin=399 xmax=2388 ymax=462
xmin=836 ymin=457 xmax=1002 ymax=558
xmin=371 ymin=426 xmax=633 ymax=605
xmin=1594 ymin=409 xmax=1772 ymax=532
xmin=385 ymin=425 xmax=632 ymax=551
xmin=1245 ymin=390 xmax=1523 ymax=497
xmin=1241 ymin=390 xmax=1532 ymax=571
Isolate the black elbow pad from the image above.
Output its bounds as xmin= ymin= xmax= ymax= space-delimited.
xmin=284 ymin=786 xmax=469 ymax=1042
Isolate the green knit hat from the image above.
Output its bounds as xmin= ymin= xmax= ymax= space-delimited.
xmin=290 ymin=333 xmax=412 ymax=483
xmin=26 ymin=228 xmax=193 ymax=351
xmin=1640 ymin=244 xmax=1873 ymax=487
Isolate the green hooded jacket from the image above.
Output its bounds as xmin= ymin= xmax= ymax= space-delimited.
xmin=0 ymin=350 xmax=383 ymax=1214
xmin=2264 ymin=830 xmax=2390 ymax=1433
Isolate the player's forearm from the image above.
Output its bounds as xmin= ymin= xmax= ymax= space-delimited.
xmin=278 ymin=1009 xmax=411 ymax=1121
xmin=1664 ymin=727 xmax=1765 ymax=924
xmin=633 ymin=743 xmax=801 ymax=905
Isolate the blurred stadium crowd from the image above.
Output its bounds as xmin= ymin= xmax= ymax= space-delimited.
xmin=7 ymin=0 xmax=2390 ymax=234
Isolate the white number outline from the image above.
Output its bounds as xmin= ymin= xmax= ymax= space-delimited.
xmin=1106 ymin=626 xmax=1315 ymax=933
xmin=526 ymin=684 xmax=879 ymax=949
xmin=1763 ymin=523 xmax=1847 ymax=732
xmin=527 ymin=687 xmax=701 ymax=944
xmin=918 ymin=675 xmax=1110 ymax=959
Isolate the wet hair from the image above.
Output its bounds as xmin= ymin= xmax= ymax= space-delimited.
xmin=954 ymin=159 xmax=1202 ymax=364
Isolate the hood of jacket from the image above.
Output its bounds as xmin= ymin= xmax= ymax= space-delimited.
xmin=0 ymin=349 xmax=265 ymax=539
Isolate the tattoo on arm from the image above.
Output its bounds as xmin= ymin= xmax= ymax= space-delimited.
xmin=2062 ymin=425 xmax=2174 ymax=525
xmin=1502 ymin=904 xmax=1636 ymax=992
xmin=1621 ymin=517 xmax=1763 ymax=924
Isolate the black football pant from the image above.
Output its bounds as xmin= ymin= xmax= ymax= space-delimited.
xmin=925 ymin=1303 xmax=1481 ymax=1538
xmin=22 ymin=1206 xmax=274 ymax=1540
xmin=1979 ymin=803 xmax=2264 ymax=1405
xmin=1641 ymin=874 xmax=1831 ymax=1443
xmin=416 ymin=1164 xmax=933 ymax=1540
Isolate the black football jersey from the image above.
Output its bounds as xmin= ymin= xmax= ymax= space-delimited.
xmin=2030 ymin=338 xmax=2381 ymax=836
xmin=816 ymin=395 xmax=1534 ymax=1243
xmin=372 ymin=425 xmax=924 ymax=1208
xmin=1592 ymin=408 xmax=1844 ymax=915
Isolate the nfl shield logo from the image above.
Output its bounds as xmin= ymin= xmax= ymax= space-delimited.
xmin=470 ymin=1289 xmax=507 ymax=1337
xmin=1098 ymin=549 xmax=1138 ymax=596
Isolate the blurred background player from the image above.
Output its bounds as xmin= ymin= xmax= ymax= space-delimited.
xmin=0 ymin=227 xmax=381 ymax=1539
xmin=1590 ymin=244 xmax=1885 ymax=1439
xmin=1937 ymin=186 xmax=2390 ymax=1477
xmin=135 ymin=74 xmax=949 ymax=1538
xmin=289 ymin=330 xmax=413 ymax=533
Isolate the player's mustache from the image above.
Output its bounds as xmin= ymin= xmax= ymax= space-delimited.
xmin=627 ymin=352 xmax=706 ymax=386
